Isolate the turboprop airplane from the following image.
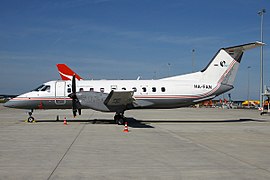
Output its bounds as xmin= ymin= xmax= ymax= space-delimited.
xmin=4 ymin=42 xmax=264 ymax=124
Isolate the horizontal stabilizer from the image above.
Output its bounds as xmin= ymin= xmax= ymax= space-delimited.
xmin=225 ymin=41 xmax=265 ymax=51
xmin=224 ymin=41 xmax=265 ymax=63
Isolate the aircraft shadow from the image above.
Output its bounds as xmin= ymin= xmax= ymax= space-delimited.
xmin=125 ymin=118 xmax=154 ymax=128
xmin=136 ymin=118 xmax=267 ymax=123
xmin=29 ymin=118 xmax=267 ymax=130
xmin=31 ymin=117 xmax=154 ymax=128
xmin=33 ymin=119 xmax=114 ymax=124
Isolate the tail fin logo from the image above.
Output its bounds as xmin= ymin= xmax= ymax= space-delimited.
xmin=220 ymin=61 xmax=227 ymax=67
xmin=56 ymin=64 xmax=83 ymax=81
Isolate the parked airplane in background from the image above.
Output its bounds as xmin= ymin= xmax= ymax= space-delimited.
xmin=4 ymin=42 xmax=264 ymax=124
xmin=57 ymin=64 xmax=83 ymax=81
xmin=0 ymin=94 xmax=18 ymax=101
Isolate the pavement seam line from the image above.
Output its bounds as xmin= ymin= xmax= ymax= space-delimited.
xmin=47 ymin=123 xmax=86 ymax=180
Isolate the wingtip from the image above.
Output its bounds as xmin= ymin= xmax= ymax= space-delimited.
xmin=255 ymin=41 xmax=266 ymax=46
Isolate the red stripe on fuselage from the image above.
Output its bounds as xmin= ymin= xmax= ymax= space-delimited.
xmin=135 ymin=95 xmax=200 ymax=99
xmin=11 ymin=97 xmax=72 ymax=101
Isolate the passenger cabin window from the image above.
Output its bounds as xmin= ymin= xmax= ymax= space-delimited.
xmin=152 ymin=87 xmax=156 ymax=92
xmin=100 ymin=88 xmax=105 ymax=93
xmin=142 ymin=87 xmax=147 ymax=92
xmin=132 ymin=87 xmax=137 ymax=92
xmin=161 ymin=87 xmax=166 ymax=92
xmin=111 ymin=85 xmax=117 ymax=90
xmin=90 ymin=88 xmax=94 ymax=91
xmin=67 ymin=88 xmax=71 ymax=93
xmin=79 ymin=88 xmax=84 ymax=92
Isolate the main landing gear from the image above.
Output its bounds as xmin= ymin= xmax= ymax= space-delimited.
xmin=114 ymin=113 xmax=126 ymax=125
xmin=27 ymin=109 xmax=35 ymax=123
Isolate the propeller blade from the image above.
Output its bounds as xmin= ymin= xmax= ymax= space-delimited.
xmin=71 ymin=74 xmax=77 ymax=117
xmin=72 ymin=74 xmax=76 ymax=94
xmin=72 ymin=108 xmax=77 ymax=117
xmin=69 ymin=74 xmax=82 ymax=117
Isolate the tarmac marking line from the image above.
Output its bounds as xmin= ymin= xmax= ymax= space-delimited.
xmin=47 ymin=123 xmax=87 ymax=180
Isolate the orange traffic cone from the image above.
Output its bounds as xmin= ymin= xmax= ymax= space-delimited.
xmin=63 ymin=117 xmax=68 ymax=125
xmin=123 ymin=122 xmax=129 ymax=132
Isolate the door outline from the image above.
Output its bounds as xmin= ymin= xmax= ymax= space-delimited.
xmin=55 ymin=81 xmax=66 ymax=105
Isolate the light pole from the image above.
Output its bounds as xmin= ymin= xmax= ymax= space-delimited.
xmin=247 ymin=66 xmax=251 ymax=108
xmin=258 ymin=9 xmax=266 ymax=108
xmin=167 ymin=63 xmax=171 ymax=77
xmin=192 ymin=49 xmax=195 ymax=73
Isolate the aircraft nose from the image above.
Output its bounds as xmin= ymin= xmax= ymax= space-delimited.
xmin=4 ymin=101 xmax=14 ymax=107
xmin=3 ymin=100 xmax=16 ymax=108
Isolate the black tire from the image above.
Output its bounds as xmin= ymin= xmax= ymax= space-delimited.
xmin=28 ymin=116 xmax=35 ymax=123
xmin=117 ymin=118 xmax=124 ymax=125
xmin=114 ymin=113 xmax=125 ymax=125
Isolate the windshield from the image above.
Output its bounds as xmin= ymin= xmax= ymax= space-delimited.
xmin=32 ymin=85 xmax=45 ymax=91
xmin=32 ymin=85 xmax=50 ymax=92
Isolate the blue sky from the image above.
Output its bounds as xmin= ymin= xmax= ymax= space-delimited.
xmin=0 ymin=0 xmax=269 ymax=100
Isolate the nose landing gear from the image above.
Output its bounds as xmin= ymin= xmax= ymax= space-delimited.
xmin=27 ymin=110 xmax=35 ymax=123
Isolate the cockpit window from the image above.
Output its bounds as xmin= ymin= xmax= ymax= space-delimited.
xmin=32 ymin=85 xmax=50 ymax=92
xmin=41 ymin=85 xmax=50 ymax=92
xmin=33 ymin=85 xmax=45 ymax=91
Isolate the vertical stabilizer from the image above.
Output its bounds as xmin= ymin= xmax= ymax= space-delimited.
xmin=57 ymin=64 xmax=83 ymax=81
xmin=201 ymin=42 xmax=264 ymax=86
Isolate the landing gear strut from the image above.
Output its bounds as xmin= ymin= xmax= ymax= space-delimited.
xmin=114 ymin=113 xmax=126 ymax=125
xmin=27 ymin=110 xmax=35 ymax=123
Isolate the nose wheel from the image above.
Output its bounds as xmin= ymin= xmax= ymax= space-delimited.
xmin=27 ymin=110 xmax=35 ymax=123
xmin=114 ymin=113 xmax=126 ymax=125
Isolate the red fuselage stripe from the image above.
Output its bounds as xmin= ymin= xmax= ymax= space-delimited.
xmin=11 ymin=97 xmax=72 ymax=101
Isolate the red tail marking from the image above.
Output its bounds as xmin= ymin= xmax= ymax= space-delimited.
xmin=56 ymin=64 xmax=83 ymax=80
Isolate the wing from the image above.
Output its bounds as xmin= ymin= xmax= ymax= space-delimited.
xmin=104 ymin=90 xmax=134 ymax=106
xmin=76 ymin=90 xmax=152 ymax=112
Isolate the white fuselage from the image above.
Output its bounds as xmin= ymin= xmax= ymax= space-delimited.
xmin=4 ymin=73 xmax=228 ymax=110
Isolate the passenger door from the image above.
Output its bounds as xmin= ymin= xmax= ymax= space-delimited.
xmin=55 ymin=81 xmax=66 ymax=105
